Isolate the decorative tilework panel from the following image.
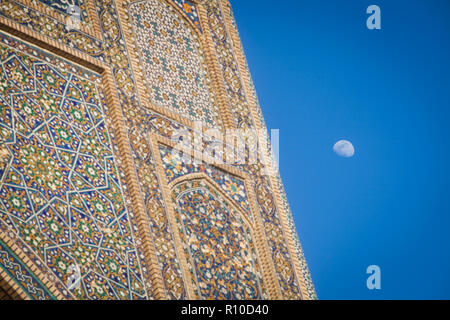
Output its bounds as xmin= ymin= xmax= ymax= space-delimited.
xmin=130 ymin=0 xmax=222 ymax=128
xmin=0 ymin=31 xmax=147 ymax=300
xmin=159 ymin=144 xmax=252 ymax=220
xmin=37 ymin=0 xmax=88 ymax=20
xmin=0 ymin=238 xmax=55 ymax=300
xmin=170 ymin=0 xmax=201 ymax=31
xmin=172 ymin=179 xmax=263 ymax=299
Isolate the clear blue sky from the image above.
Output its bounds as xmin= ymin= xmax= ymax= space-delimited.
xmin=230 ymin=0 xmax=450 ymax=299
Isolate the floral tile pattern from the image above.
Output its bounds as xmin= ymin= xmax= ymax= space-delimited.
xmin=0 ymin=32 xmax=147 ymax=300
xmin=38 ymin=0 xmax=88 ymax=20
xmin=130 ymin=0 xmax=221 ymax=128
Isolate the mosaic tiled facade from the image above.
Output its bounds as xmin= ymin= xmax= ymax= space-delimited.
xmin=159 ymin=144 xmax=252 ymax=220
xmin=0 ymin=0 xmax=316 ymax=300
xmin=130 ymin=0 xmax=221 ymax=128
xmin=222 ymin=1 xmax=317 ymax=298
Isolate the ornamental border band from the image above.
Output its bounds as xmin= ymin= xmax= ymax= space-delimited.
xmin=0 ymin=0 xmax=315 ymax=300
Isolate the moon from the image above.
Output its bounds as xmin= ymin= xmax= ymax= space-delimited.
xmin=333 ymin=140 xmax=355 ymax=158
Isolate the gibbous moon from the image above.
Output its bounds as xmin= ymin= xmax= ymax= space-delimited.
xmin=333 ymin=140 xmax=355 ymax=158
